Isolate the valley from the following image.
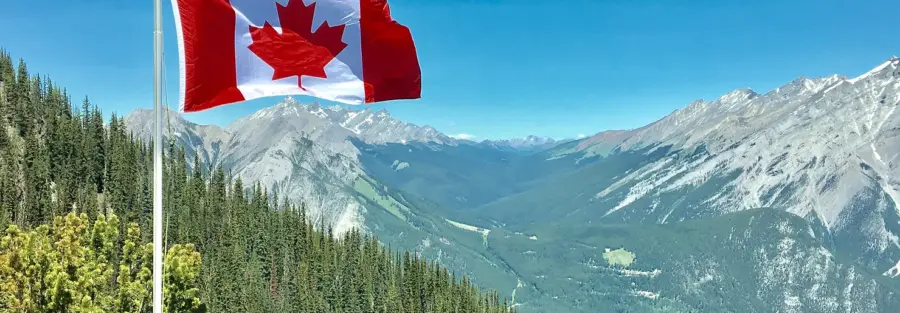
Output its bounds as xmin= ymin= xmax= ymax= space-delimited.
xmin=125 ymin=57 xmax=900 ymax=312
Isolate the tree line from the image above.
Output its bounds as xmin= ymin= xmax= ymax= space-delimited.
xmin=0 ymin=49 xmax=515 ymax=313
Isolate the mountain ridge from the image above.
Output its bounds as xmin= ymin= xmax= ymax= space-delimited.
xmin=123 ymin=55 xmax=900 ymax=313
xmin=477 ymin=135 xmax=572 ymax=152
xmin=479 ymin=56 xmax=900 ymax=277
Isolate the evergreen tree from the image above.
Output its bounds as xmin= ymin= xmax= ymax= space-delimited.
xmin=22 ymin=127 xmax=50 ymax=226
xmin=89 ymin=105 xmax=106 ymax=192
xmin=0 ymin=50 xmax=13 ymax=119
xmin=0 ymin=116 xmax=22 ymax=227
xmin=0 ymin=117 xmax=10 ymax=227
xmin=0 ymin=50 xmax=515 ymax=313
xmin=12 ymin=59 xmax=31 ymax=137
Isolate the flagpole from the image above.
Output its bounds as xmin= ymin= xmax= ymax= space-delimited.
xmin=152 ymin=0 xmax=164 ymax=311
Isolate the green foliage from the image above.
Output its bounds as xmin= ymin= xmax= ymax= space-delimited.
xmin=602 ymin=248 xmax=635 ymax=267
xmin=117 ymin=223 xmax=152 ymax=313
xmin=352 ymin=121 xmax=900 ymax=312
xmin=482 ymin=208 xmax=900 ymax=313
xmin=164 ymin=244 xmax=204 ymax=313
xmin=0 ymin=50 xmax=513 ymax=313
xmin=0 ymin=212 xmax=204 ymax=313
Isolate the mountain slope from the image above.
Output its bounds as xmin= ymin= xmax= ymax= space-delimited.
xmin=475 ymin=57 xmax=900 ymax=275
xmin=124 ymin=97 xmax=526 ymax=300
xmin=351 ymin=138 xmax=584 ymax=214
xmin=124 ymin=107 xmax=230 ymax=166
xmin=491 ymin=208 xmax=900 ymax=313
xmin=126 ymin=97 xmax=456 ymax=231
xmin=124 ymin=57 xmax=900 ymax=312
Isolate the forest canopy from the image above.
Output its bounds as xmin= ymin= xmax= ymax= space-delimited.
xmin=0 ymin=49 xmax=514 ymax=313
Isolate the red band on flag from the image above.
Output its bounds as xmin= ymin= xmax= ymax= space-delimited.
xmin=175 ymin=0 xmax=244 ymax=112
xmin=174 ymin=0 xmax=421 ymax=111
xmin=360 ymin=0 xmax=422 ymax=103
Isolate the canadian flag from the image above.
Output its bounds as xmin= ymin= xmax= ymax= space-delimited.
xmin=171 ymin=0 xmax=421 ymax=112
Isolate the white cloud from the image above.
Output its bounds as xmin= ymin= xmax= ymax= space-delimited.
xmin=577 ymin=134 xmax=587 ymax=139
xmin=450 ymin=133 xmax=476 ymax=140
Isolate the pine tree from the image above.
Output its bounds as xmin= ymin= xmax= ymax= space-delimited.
xmin=188 ymin=153 xmax=205 ymax=247
xmin=0 ymin=50 xmax=14 ymax=119
xmin=0 ymin=116 xmax=11 ymax=227
xmin=29 ymin=75 xmax=42 ymax=134
xmin=90 ymin=105 xmax=106 ymax=192
xmin=22 ymin=127 xmax=50 ymax=225
xmin=0 ymin=50 xmax=515 ymax=313
xmin=0 ymin=212 xmax=206 ymax=312
xmin=12 ymin=59 xmax=31 ymax=137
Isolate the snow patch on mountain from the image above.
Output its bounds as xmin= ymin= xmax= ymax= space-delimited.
xmin=450 ymin=133 xmax=476 ymax=140
xmin=885 ymin=260 xmax=900 ymax=278
xmin=446 ymin=219 xmax=490 ymax=237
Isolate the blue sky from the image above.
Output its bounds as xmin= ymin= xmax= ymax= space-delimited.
xmin=1 ymin=0 xmax=899 ymax=140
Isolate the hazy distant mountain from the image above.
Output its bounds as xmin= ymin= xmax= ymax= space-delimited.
xmin=478 ymin=135 xmax=571 ymax=152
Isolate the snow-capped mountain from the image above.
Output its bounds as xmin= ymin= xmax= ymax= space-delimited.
xmin=125 ymin=96 xmax=454 ymax=233
xmin=227 ymin=97 xmax=454 ymax=155
xmin=558 ymin=56 xmax=900 ymax=271
xmin=480 ymin=135 xmax=569 ymax=152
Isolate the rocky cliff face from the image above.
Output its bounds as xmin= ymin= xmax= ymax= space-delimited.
xmin=125 ymin=96 xmax=454 ymax=233
xmin=543 ymin=58 xmax=900 ymax=271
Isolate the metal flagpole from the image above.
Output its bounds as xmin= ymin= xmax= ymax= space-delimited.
xmin=152 ymin=0 xmax=164 ymax=311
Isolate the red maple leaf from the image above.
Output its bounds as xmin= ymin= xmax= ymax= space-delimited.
xmin=248 ymin=0 xmax=348 ymax=90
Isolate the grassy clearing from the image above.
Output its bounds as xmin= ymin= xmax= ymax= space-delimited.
xmin=603 ymin=248 xmax=635 ymax=267
xmin=353 ymin=176 xmax=407 ymax=221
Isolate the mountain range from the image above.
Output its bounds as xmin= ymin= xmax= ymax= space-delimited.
xmin=126 ymin=57 xmax=900 ymax=312
xmin=478 ymin=136 xmax=571 ymax=152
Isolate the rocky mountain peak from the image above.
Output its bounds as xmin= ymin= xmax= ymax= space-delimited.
xmin=847 ymin=57 xmax=900 ymax=84
xmin=566 ymin=56 xmax=900 ymax=265
xmin=221 ymin=97 xmax=452 ymax=146
xmin=718 ymin=87 xmax=758 ymax=102
xmin=124 ymin=96 xmax=457 ymax=237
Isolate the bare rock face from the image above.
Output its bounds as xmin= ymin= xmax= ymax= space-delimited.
xmin=125 ymin=96 xmax=453 ymax=234
xmin=564 ymin=57 xmax=900 ymax=271
xmin=125 ymin=57 xmax=900 ymax=313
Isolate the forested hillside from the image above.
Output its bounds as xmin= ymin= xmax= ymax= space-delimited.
xmin=0 ymin=49 xmax=514 ymax=313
